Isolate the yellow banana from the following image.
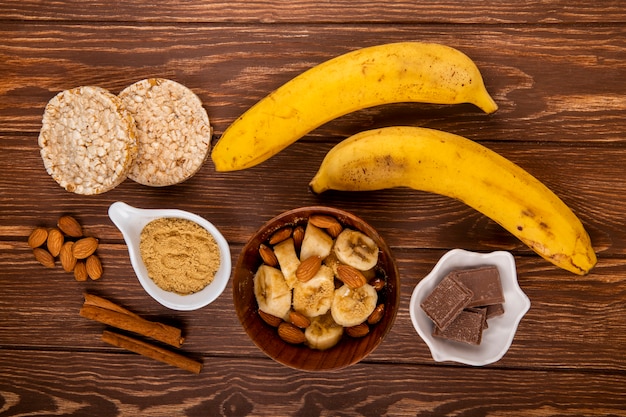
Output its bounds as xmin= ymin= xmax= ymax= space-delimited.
xmin=211 ymin=42 xmax=498 ymax=171
xmin=309 ymin=126 xmax=596 ymax=275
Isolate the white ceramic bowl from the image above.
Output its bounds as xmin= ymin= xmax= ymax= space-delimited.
xmin=409 ymin=249 xmax=530 ymax=366
xmin=108 ymin=201 xmax=231 ymax=311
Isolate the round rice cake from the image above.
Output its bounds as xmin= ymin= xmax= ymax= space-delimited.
xmin=119 ymin=78 xmax=212 ymax=187
xmin=38 ymin=86 xmax=138 ymax=195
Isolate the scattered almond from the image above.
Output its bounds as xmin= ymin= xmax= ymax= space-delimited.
xmin=72 ymin=237 xmax=98 ymax=259
xmin=86 ymin=254 xmax=103 ymax=280
xmin=268 ymin=227 xmax=292 ymax=245
xmin=296 ymin=255 xmax=322 ymax=282
xmin=336 ymin=264 xmax=367 ymax=289
xmin=57 ymin=215 xmax=83 ymax=237
xmin=28 ymin=227 xmax=48 ymax=248
xmin=259 ymin=310 xmax=283 ymax=327
xmin=277 ymin=322 xmax=306 ymax=344
xmin=46 ymin=228 xmax=64 ymax=257
xmin=289 ymin=310 xmax=311 ymax=328
xmin=346 ymin=322 xmax=369 ymax=338
xmin=59 ymin=241 xmax=77 ymax=272
xmin=309 ymin=214 xmax=341 ymax=229
xmin=259 ymin=244 xmax=279 ymax=267
xmin=74 ymin=261 xmax=88 ymax=281
xmin=326 ymin=222 xmax=343 ymax=238
xmin=367 ymin=304 xmax=385 ymax=325
xmin=33 ymin=247 xmax=55 ymax=268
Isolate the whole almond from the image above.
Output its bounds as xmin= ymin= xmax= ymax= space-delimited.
xmin=269 ymin=227 xmax=292 ymax=245
xmin=367 ymin=303 xmax=385 ymax=325
xmin=326 ymin=222 xmax=343 ymax=238
xmin=346 ymin=322 xmax=370 ymax=338
xmin=277 ymin=322 xmax=306 ymax=344
xmin=72 ymin=237 xmax=98 ymax=259
xmin=259 ymin=310 xmax=283 ymax=327
xmin=288 ymin=310 xmax=311 ymax=328
xmin=57 ymin=215 xmax=83 ymax=238
xmin=74 ymin=261 xmax=88 ymax=281
xmin=336 ymin=264 xmax=367 ymax=289
xmin=46 ymin=228 xmax=64 ymax=257
xmin=296 ymin=255 xmax=322 ymax=282
xmin=259 ymin=244 xmax=279 ymax=267
xmin=33 ymin=247 xmax=55 ymax=268
xmin=86 ymin=254 xmax=103 ymax=280
xmin=59 ymin=241 xmax=77 ymax=272
xmin=292 ymin=225 xmax=305 ymax=251
xmin=28 ymin=227 xmax=49 ymax=248
xmin=309 ymin=214 xmax=341 ymax=229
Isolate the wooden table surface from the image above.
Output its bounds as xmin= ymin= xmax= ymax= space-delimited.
xmin=2 ymin=1 xmax=626 ymax=415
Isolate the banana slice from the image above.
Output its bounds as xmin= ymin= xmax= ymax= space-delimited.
xmin=300 ymin=223 xmax=334 ymax=262
xmin=273 ymin=238 xmax=300 ymax=289
xmin=333 ymin=229 xmax=379 ymax=271
xmin=292 ymin=265 xmax=335 ymax=317
xmin=305 ymin=311 xmax=344 ymax=350
xmin=254 ymin=265 xmax=292 ymax=320
xmin=331 ymin=283 xmax=378 ymax=327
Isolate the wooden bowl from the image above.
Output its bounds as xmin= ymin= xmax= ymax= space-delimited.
xmin=233 ymin=206 xmax=400 ymax=371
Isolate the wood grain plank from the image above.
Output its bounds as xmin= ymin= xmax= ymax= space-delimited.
xmin=0 ymin=24 xmax=625 ymax=144
xmin=1 ymin=0 xmax=625 ymax=24
xmin=1 ymin=350 xmax=625 ymax=416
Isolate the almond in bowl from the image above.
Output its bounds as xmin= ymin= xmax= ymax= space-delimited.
xmin=232 ymin=206 xmax=400 ymax=371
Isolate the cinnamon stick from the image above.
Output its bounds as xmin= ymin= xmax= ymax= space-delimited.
xmin=102 ymin=330 xmax=202 ymax=374
xmin=80 ymin=304 xmax=184 ymax=348
xmin=83 ymin=293 xmax=141 ymax=319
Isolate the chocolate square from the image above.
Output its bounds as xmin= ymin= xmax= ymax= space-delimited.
xmin=450 ymin=266 xmax=504 ymax=307
xmin=432 ymin=308 xmax=487 ymax=345
xmin=420 ymin=274 xmax=473 ymax=330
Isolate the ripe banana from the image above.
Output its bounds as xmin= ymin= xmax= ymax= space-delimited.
xmin=253 ymin=265 xmax=292 ymax=319
xmin=305 ymin=312 xmax=344 ymax=350
xmin=292 ymin=265 xmax=335 ymax=317
xmin=300 ymin=223 xmax=334 ymax=262
xmin=211 ymin=42 xmax=498 ymax=171
xmin=309 ymin=126 xmax=597 ymax=275
xmin=331 ymin=284 xmax=379 ymax=327
xmin=273 ymin=238 xmax=300 ymax=289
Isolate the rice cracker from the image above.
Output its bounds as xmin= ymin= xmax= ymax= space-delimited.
xmin=38 ymin=86 xmax=138 ymax=195
xmin=119 ymin=78 xmax=212 ymax=186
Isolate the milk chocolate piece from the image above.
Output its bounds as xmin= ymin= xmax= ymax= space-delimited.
xmin=450 ymin=266 xmax=504 ymax=307
xmin=432 ymin=308 xmax=487 ymax=345
xmin=420 ymin=275 xmax=473 ymax=330
xmin=485 ymin=303 xmax=505 ymax=319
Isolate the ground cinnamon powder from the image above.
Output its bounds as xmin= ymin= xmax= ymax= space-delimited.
xmin=139 ymin=217 xmax=220 ymax=295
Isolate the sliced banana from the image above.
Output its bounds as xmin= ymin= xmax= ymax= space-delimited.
xmin=331 ymin=283 xmax=378 ymax=327
xmin=300 ymin=223 xmax=334 ymax=261
xmin=305 ymin=311 xmax=344 ymax=350
xmin=254 ymin=265 xmax=292 ymax=320
xmin=333 ymin=228 xmax=379 ymax=271
xmin=273 ymin=238 xmax=300 ymax=289
xmin=292 ymin=265 xmax=335 ymax=317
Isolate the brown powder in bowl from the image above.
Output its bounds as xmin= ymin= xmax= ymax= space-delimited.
xmin=139 ymin=217 xmax=220 ymax=295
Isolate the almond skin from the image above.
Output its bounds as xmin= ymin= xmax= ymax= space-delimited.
xmin=277 ymin=322 xmax=306 ymax=344
xmin=72 ymin=237 xmax=98 ymax=259
xmin=33 ymin=247 xmax=55 ymax=268
xmin=46 ymin=228 xmax=64 ymax=257
xmin=74 ymin=261 xmax=88 ymax=281
xmin=86 ymin=254 xmax=103 ymax=280
xmin=336 ymin=264 xmax=367 ymax=289
xmin=326 ymin=222 xmax=343 ymax=238
xmin=309 ymin=214 xmax=341 ymax=229
xmin=288 ymin=310 xmax=311 ymax=328
xmin=57 ymin=215 xmax=83 ymax=238
xmin=259 ymin=244 xmax=279 ymax=267
xmin=296 ymin=255 xmax=322 ymax=282
xmin=259 ymin=310 xmax=283 ymax=327
xmin=59 ymin=241 xmax=77 ymax=272
xmin=367 ymin=304 xmax=385 ymax=325
xmin=268 ymin=227 xmax=292 ymax=245
xmin=346 ymin=322 xmax=370 ymax=338
xmin=292 ymin=225 xmax=305 ymax=250
xmin=28 ymin=227 xmax=48 ymax=248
